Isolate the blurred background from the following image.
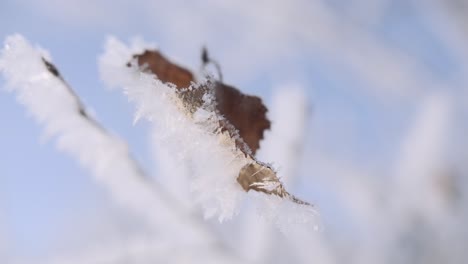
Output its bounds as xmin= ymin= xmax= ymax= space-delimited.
xmin=1 ymin=0 xmax=468 ymax=263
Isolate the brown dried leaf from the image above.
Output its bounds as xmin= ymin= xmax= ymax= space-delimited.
xmin=237 ymin=162 xmax=311 ymax=206
xmin=132 ymin=50 xmax=270 ymax=155
xmin=133 ymin=50 xmax=194 ymax=88
xmin=214 ymin=82 xmax=270 ymax=154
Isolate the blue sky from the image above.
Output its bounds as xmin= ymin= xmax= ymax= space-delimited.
xmin=1 ymin=0 xmax=467 ymax=262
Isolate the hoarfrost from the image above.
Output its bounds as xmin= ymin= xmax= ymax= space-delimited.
xmin=99 ymin=38 xmax=248 ymax=221
xmin=99 ymin=37 xmax=314 ymax=223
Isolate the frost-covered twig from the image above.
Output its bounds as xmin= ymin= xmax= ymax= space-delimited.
xmin=125 ymin=45 xmax=308 ymax=204
xmin=0 ymin=35 xmax=165 ymax=228
xmin=99 ymin=37 xmax=315 ymax=224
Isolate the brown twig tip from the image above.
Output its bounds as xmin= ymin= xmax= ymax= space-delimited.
xmin=201 ymin=46 xmax=209 ymax=65
xmin=42 ymin=57 xmax=60 ymax=77
xmin=200 ymin=46 xmax=223 ymax=82
xmin=40 ymin=57 xmax=96 ymax=125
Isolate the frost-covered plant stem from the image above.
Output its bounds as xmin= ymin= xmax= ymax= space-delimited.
xmin=99 ymin=37 xmax=316 ymax=227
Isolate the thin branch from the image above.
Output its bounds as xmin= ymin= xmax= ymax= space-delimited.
xmin=202 ymin=46 xmax=223 ymax=82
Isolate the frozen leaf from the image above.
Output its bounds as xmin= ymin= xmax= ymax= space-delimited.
xmin=214 ymin=82 xmax=270 ymax=155
xmin=100 ymin=37 xmax=312 ymax=220
xmin=129 ymin=48 xmax=310 ymax=207
xmin=237 ymin=162 xmax=311 ymax=206
xmin=132 ymin=49 xmax=271 ymax=154
xmin=132 ymin=50 xmax=194 ymax=89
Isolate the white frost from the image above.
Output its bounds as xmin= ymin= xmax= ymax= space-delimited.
xmin=98 ymin=37 xmax=317 ymax=225
xmin=99 ymin=37 xmax=249 ymax=221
